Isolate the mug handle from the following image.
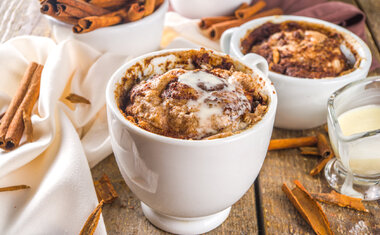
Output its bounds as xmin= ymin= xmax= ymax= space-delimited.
xmin=242 ymin=53 xmax=269 ymax=78
xmin=220 ymin=27 xmax=237 ymax=54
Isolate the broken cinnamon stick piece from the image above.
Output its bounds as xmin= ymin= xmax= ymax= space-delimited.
xmin=312 ymin=191 xmax=368 ymax=213
xmin=79 ymin=200 xmax=104 ymax=235
xmin=0 ymin=62 xmax=37 ymax=147
xmin=65 ymin=93 xmax=91 ymax=104
xmin=199 ymin=16 xmax=235 ymax=30
xmin=282 ymin=181 xmax=333 ymax=235
xmin=234 ymin=0 xmax=266 ymax=19
xmin=0 ymin=185 xmax=30 ymax=192
xmin=299 ymin=147 xmax=320 ymax=156
xmin=268 ymin=136 xmax=318 ymax=151
xmin=94 ymin=174 xmax=118 ymax=203
xmin=317 ymin=133 xmax=332 ymax=158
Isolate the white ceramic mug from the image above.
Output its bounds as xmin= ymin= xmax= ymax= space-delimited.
xmin=221 ymin=15 xmax=372 ymax=130
xmin=106 ymin=49 xmax=277 ymax=234
xmin=47 ymin=0 xmax=169 ymax=56
xmin=169 ymin=0 xmax=251 ymax=19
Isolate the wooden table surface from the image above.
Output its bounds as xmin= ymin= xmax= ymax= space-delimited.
xmin=1 ymin=0 xmax=379 ymax=234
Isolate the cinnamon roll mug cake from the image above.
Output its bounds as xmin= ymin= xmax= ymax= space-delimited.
xmin=221 ymin=15 xmax=372 ymax=129
xmin=105 ymin=49 xmax=277 ymax=234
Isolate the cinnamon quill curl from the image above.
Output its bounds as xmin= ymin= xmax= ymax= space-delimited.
xmin=282 ymin=180 xmax=333 ymax=235
xmin=312 ymin=191 xmax=369 ymax=213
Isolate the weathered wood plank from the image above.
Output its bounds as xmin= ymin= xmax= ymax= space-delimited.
xmin=91 ymin=155 xmax=259 ymax=235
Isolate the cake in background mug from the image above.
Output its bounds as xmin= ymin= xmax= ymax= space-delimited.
xmin=221 ymin=15 xmax=371 ymax=130
xmin=106 ymin=48 xmax=277 ymax=234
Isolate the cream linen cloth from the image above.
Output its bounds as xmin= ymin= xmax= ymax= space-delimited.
xmin=163 ymin=12 xmax=220 ymax=51
xmin=0 ymin=36 xmax=129 ymax=234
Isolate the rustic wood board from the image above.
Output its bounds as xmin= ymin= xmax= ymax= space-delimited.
xmin=91 ymin=155 xmax=259 ymax=235
xmin=1 ymin=0 xmax=380 ymax=234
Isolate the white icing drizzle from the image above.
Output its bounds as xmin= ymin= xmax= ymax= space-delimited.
xmin=177 ymin=70 xmax=250 ymax=136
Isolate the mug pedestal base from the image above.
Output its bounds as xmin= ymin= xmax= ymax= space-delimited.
xmin=141 ymin=202 xmax=231 ymax=234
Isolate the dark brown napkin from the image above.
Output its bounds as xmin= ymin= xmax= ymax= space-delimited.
xmin=264 ymin=0 xmax=379 ymax=70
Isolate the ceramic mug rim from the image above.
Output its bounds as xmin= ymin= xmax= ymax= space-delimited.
xmin=226 ymin=15 xmax=372 ymax=85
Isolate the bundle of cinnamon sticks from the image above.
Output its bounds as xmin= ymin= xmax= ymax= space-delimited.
xmin=39 ymin=0 xmax=163 ymax=33
xmin=199 ymin=0 xmax=283 ymax=40
xmin=0 ymin=62 xmax=43 ymax=151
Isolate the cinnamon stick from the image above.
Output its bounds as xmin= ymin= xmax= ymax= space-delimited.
xmin=234 ymin=0 xmax=266 ymax=19
xmin=56 ymin=3 xmax=91 ymax=18
xmin=0 ymin=185 xmax=30 ymax=192
xmin=310 ymin=133 xmax=335 ymax=176
xmin=126 ymin=3 xmax=145 ymax=22
xmin=199 ymin=16 xmax=235 ymax=30
xmin=57 ymin=0 xmax=110 ymax=16
xmin=312 ymin=191 xmax=368 ymax=213
xmin=94 ymin=174 xmax=118 ymax=203
xmin=86 ymin=0 xmax=128 ymax=9
xmin=316 ymin=133 xmax=332 ymax=158
xmin=205 ymin=8 xmax=283 ymax=40
xmin=0 ymin=62 xmax=38 ymax=148
xmin=75 ymin=14 xmax=122 ymax=33
xmin=41 ymin=2 xmax=79 ymax=25
xmin=268 ymin=136 xmax=318 ymax=151
xmin=282 ymin=181 xmax=333 ymax=235
xmin=299 ymin=147 xmax=320 ymax=156
xmin=309 ymin=154 xmax=334 ymax=176
xmin=65 ymin=93 xmax=91 ymax=104
xmin=0 ymin=112 xmax=5 ymax=121
xmin=4 ymin=65 xmax=43 ymax=150
xmin=40 ymin=1 xmax=57 ymax=16
xmin=79 ymin=200 xmax=104 ymax=235
xmin=144 ymin=0 xmax=156 ymax=16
